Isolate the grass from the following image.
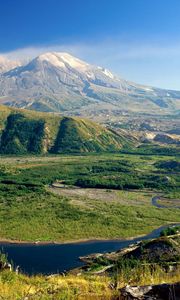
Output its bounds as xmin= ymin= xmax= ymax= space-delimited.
xmin=0 ymin=152 xmax=179 ymax=299
xmin=0 ymin=153 xmax=179 ymax=242
xmin=1 ymin=186 xmax=180 ymax=241
xmin=0 ymin=265 xmax=179 ymax=299
xmin=0 ymin=271 xmax=113 ymax=300
xmin=116 ymin=264 xmax=180 ymax=288
xmin=156 ymin=197 xmax=180 ymax=208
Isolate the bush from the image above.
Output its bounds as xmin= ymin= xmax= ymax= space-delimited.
xmin=160 ymin=226 xmax=180 ymax=236
xmin=0 ymin=113 xmax=45 ymax=154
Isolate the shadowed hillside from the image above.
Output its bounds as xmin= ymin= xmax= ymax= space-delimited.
xmin=51 ymin=117 xmax=130 ymax=153
xmin=0 ymin=105 xmax=133 ymax=154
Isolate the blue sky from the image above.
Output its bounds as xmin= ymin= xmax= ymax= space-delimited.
xmin=1 ymin=0 xmax=180 ymax=89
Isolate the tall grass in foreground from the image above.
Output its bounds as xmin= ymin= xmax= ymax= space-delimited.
xmin=0 ymin=265 xmax=179 ymax=299
xmin=116 ymin=264 xmax=180 ymax=288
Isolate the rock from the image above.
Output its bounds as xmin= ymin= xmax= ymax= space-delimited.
xmin=120 ymin=285 xmax=152 ymax=298
xmin=119 ymin=283 xmax=180 ymax=299
xmin=0 ymin=261 xmax=12 ymax=271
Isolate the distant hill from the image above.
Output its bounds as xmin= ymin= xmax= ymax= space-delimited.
xmin=0 ymin=52 xmax=179 ymax=118
xmin=0 ymin=105 xmax=133 ymax=154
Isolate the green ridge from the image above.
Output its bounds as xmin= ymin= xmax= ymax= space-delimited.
xmin=0 ymin=105 xmax=133 ymax=154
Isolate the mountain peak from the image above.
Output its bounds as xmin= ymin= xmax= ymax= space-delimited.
xmin=36 ymin=52 xmax=89 ymax=71
xmin=0 ymin=51 xmax=179 ymax=116
xmin=37 ymin=52 xmax=66 ymax=68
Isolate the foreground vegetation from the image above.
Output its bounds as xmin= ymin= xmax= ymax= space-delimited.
xmin=0 ymin=231 xmax=180 ymax=299
xmin=0 ymin=153 xmax=179 ymax=242
xmin=0 ymin=105 xmax=179 ymax=299
xmin=0 ymin=266 xmax=179 ymax=300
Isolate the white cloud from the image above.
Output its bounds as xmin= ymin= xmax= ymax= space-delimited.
xmin=2 ymin=39 xmax=180 ymax=61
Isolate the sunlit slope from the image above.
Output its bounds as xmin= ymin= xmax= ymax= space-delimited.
xmin=0 ymin=105 xmax=133 ymax=154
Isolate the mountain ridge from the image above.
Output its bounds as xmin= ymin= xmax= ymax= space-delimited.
xmin=0 ymin=52 xmax=179 ymax=116
xmin=0 ymin=105 xmax=134 ymax=154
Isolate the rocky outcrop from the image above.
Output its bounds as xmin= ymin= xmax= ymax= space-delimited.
xmin=79 ymin=234 xmax=180 ymax=271
xmin=119 ymin=283 xmax=180 ymax=300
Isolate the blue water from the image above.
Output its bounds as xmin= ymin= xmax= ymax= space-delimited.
xmin=0 ymin=224 xmax=179 ymax=275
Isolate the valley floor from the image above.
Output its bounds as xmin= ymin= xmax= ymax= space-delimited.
xmin=0 ymin=153 xmax=179 ymax=242
xmin=0 ymin=153 xmax=179 ymax=299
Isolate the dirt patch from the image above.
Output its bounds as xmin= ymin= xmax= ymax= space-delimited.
xmin=48 ymin=185 xmax=152 ymax=206
xmin=157 ymin=198 xmax=180 ymax=208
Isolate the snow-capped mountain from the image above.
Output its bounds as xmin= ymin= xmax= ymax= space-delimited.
xmin=0 ymin=52 xmax=179 ymax=116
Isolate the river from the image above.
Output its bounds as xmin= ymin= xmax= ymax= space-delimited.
xmin=152 ymin=196 xmax=180 ymax=209
xmin=0 ymin=224 xmax=179 ymax=275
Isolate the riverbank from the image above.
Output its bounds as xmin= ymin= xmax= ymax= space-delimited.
xmin=1 ymin=223 xmax=180 ymax=275
xmin=152 ymin=195 xmax=180 ymax=209
xmin=0 ymin=222 xmax=179 ymax=246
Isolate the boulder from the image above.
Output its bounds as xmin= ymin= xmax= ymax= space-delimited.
xmin=119 ymin=283 xmax=180 ymax=300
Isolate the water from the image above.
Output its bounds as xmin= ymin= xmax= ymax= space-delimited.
xmin=0 ymin=224 xmax=179 ymax=275
xmin=152 ymin=196 xmax=180 ymax=209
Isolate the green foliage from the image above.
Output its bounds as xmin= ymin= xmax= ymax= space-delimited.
xmin=160 ymin=226 xmax=180 ymax=236
xmin=0 ymin=270 xmax=17 ymax=284
xmin=0 ymin=153 xmax=179 ymax=241
xmin=155 ymin=160 xmax=180 ymax=171
xmin=122 ymin=144 xmax=180 ymax=156
xmin=0 ymin=107 xmax=134 ymax=154
xmin=0 ymin=113 xmax=45 ymax=154
xmin=0 ymin=251 xmax=8 ymax=265
xmin=51 ymin=116 xmax=125 ymax=153
xmin=116 ymin=257 xmax=141 ymax=271
xmin=0 ymin=176 xmax=179 ymax=242
xmin=75 ymin=176 xmax=144 ymax=190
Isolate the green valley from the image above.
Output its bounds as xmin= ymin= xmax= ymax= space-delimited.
xmin=0 ymin=105 xmax=179 ymax=242
xmin=0 ymin=153 xmax=179 ymax=242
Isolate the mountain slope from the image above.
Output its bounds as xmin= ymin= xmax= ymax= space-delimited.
xmin=0 ymin=105 xmax=133 ymax=154
xmin=0 ymin=52 xmax=179 ymax=116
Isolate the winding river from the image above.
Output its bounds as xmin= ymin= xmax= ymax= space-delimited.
xmin=152 ymin=196 xmax=180 ymax=209
xmin=0 ymin=224 xmax=179 ymax=275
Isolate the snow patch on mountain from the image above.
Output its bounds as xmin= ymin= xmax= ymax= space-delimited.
xmin=38 ymin=53 xmax=66 ymax=68
xmin=101 ymin=68 xmax=114 ymax=79
xmin=59 ymin=53 xmax=89 ymax=70
xmin=0 ymin=51 xmax=179 ymax=115
xmin=37 ymin=52 xmax=90 ymax=72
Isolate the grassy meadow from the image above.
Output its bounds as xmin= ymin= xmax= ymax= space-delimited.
xmin=0 ymin=264 xmax=180 ymax=299
xmin=0 ymin=153 xmax=179 ymax=242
